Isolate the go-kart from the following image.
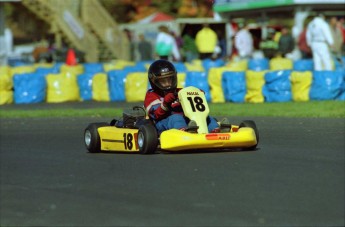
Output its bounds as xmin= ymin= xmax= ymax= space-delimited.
xmin=84 ymin=86 xmax=259 ymax=154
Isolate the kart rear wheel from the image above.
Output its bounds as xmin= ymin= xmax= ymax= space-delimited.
xmin=137 ymin=124 xmax=158 ymax=154
xmin=84 ymin=122 xmax=109 ymax=153
xmin=239 ymin=120 xmax=259 ymax=150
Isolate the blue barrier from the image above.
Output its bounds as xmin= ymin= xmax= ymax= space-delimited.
xmin=135 ymin=61 xmax=153 ymax=70
xmin=310 ymin=70 xmax=344 ymax=100
xmin=248 ymin=58 xmax=269 ymax=71
xmin=123 ymin=65 xmax=147 ymax=72
xmin=185 ymin=71 xmax=211 ymax=101
xmin=36 ymin=67 xmax=60 ymax=75
xmin=83 ymin=63 xmax=104 ymax=73
xmin=107 ymin=70 xmax=127 ymax=102
xmin=263 ymin=70 xmax=292 ymax=102
xmin=13 ymin=72 xmax=46 ymax=104
xmin=336 ymin=66 xmax=345 ymax=100
xmin=173 ymin=62 xmax=187 ymax=72
xmin=293 ymin=59 xmax=314 ymax=71
xmin=222 ymin=71 xmax=246 ymax=103
xmin=77 ymin=73 xmax=94 ymax=101
xmin=202 ymin=58 xmax=225 ymax=72
xmin=8 ymin=59 xmax=31 ymax=67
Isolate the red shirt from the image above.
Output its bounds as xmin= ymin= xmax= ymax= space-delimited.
xmin=144 ymin=88 xmax=183 ymax=122
xmin=298 ymin=29 xmax=311 ymax=53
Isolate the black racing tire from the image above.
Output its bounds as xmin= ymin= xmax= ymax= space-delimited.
xmin=137 ymin=124 xmax=159 ymax=155
xmin=84 ymin=122 xmax=109 ymax=153
xmin=239 ymin=120 xmax=259 ymax=150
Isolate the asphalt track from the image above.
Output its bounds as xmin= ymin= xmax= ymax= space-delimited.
xmin=0 ymin=102 xmax=344 ymax=226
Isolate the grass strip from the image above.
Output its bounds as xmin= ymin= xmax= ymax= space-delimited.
xmin=209 ymin=101 xmax=345 ymax=118
xmin=0 ymin=101 xmax=344 ymax=118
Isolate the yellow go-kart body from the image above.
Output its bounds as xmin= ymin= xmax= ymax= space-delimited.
xmin=84 ymin=86 xmax=258 ymax=154
xmin=98 ymin=127 xmax=140 ymax=152
xmin=160 ymin=127 xmax=256 ymax=151
xmin=160 ymin=86 xmax=257 ymax=151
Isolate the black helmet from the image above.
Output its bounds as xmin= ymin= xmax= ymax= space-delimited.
xmin=148 ymin=60 xmax=177 ymax=93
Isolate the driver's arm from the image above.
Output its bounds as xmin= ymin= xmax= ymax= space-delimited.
xmin=144 ymin=91 xmax=169 ymax=121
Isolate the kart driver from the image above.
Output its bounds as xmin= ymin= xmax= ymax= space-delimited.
xmin=144 ymin=59 xmax=229 ymax=134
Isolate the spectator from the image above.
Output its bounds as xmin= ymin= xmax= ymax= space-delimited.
xmin=216 ymin=30 xmax=227 ymax=59
xmin=329 ymin=16 xmax=344 ymax=62
xmin=182 ymin=29 xmax=198 ymax=62
xmin=278 ymin=26 xmax=295 ymax=57
xmin=306 ymin=14 xmax=334 ymax=71
xmin=123 ymin=28 xmax=135 ymax=61
xmin=195 ymin=23 xmax=218 ymax=59
xmin=0 ymin=28 xmax=13 ymax=66
xmin=234 ymin=22 xmax=254 ymax=59
xmin=338 ymin=17 xmax=345 ymax=54
xmin=138 ymin=34 xmax=153 ymax=61
xmin=155 ymin=25 xmax=181 ymax=61
xmin=259 ymin=30 xmax=278 ymax=59
xmin=298 ymin=24 xmax=312 ymax=59
xmin=225 ymin=22 xmax=235 ymax=59
xmin=170 ymin=31 xmax=183 ymax=62
xmin=32 ymin=36 xmax=48 ymax=62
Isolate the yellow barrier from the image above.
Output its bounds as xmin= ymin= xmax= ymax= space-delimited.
xmin=0 ymin=91 xmax=13 ymax=105
xmin=270 ymin=57 xmax=293 ymax=70
xmin=46 ymin=73 xmax=80 ymax=103
xmin=103 ymin=63 xmax=122 ymax=72
xmin=34 ymin=63 xmax=54 ymax=69
xmin=0 ymin=68 xmax=13 ymax=105
xmin=125 ymin=72 xmax=148 ymax=102
xmin=224 ymin=60 xmax=248 ymax=71
xmin=208 ymin=67 xmax=227 ymax=103
xmin=245 ymin=70 xmax=266 ymax=103
xmin=0 ymin=65 xmax=10 ymax=75
xmin=185 ymin=62 xmax=204 ymax=72
xmin=104 ymin=60 xmax=135 ymax=72
xmin=92 ymin=73 xmax=110 ymax=101
xmin=10 ymin=65 xmax=35 ymax=78
xmin=60 ymin=64 xmax=84 ymax=75
xmin=177 ymin=72 xmax=186 ymax=88
xmin=0 ymin=71 xmax=12 ymax=91
xmin=291 ymin=71 xmax=312 ymax=102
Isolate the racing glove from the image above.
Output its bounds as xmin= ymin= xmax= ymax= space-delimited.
xmin=161 ymin=92 xmax=176 ymax=111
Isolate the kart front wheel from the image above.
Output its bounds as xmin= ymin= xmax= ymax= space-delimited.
xmin=137 ymin=124 xmax=158 ymax=154
xmin=84 ymin=122 xmax=109 ymax=153
xmin=239 ymin=120 xmax=259 ymax=150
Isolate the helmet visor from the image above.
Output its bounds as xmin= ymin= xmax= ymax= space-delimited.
xmin=153 ymin=71 xmax=176 ymax=91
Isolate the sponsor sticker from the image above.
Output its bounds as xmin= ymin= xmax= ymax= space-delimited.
xmin=205 ymin=133 xmax=230 ymax=140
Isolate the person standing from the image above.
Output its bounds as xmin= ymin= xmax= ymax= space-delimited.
xmin=138 ymin=34 xmax=153 ymax=61
xmin=195 ymin=24 xmax=218 ymax=59
xmin=329 ymin=16 xmax=344 ymax=62
xmin=182 ymin=29 xmax=198 ymax=62
xmin=260 ymin=30 xmax=278 ymax=59
xmin=278 ymin=26 xmax=295 ymax=58
xmin=306 ymin=14 xmax=334 ymax=70
xmin=298 ymin=24 xmax=312 ymax=59
xmin=234 ymin=23 xmax=254 ymax=59
xmin=123 ymin=29 xmax=135 ymax=61
xmin=216 ymin=30 xmax=227 ymax=59
xmin=155 ymin=25 xmax=181 ymax=61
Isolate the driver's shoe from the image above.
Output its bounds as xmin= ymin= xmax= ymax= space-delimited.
xmin=186 ymin=120 xmax=199 ymax=133
xmin=219 ymin=118 xmax=231 ymax=133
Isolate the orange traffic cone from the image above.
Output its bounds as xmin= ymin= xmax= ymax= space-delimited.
xmin=66 ymin=48 xmax=77 ymax=65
